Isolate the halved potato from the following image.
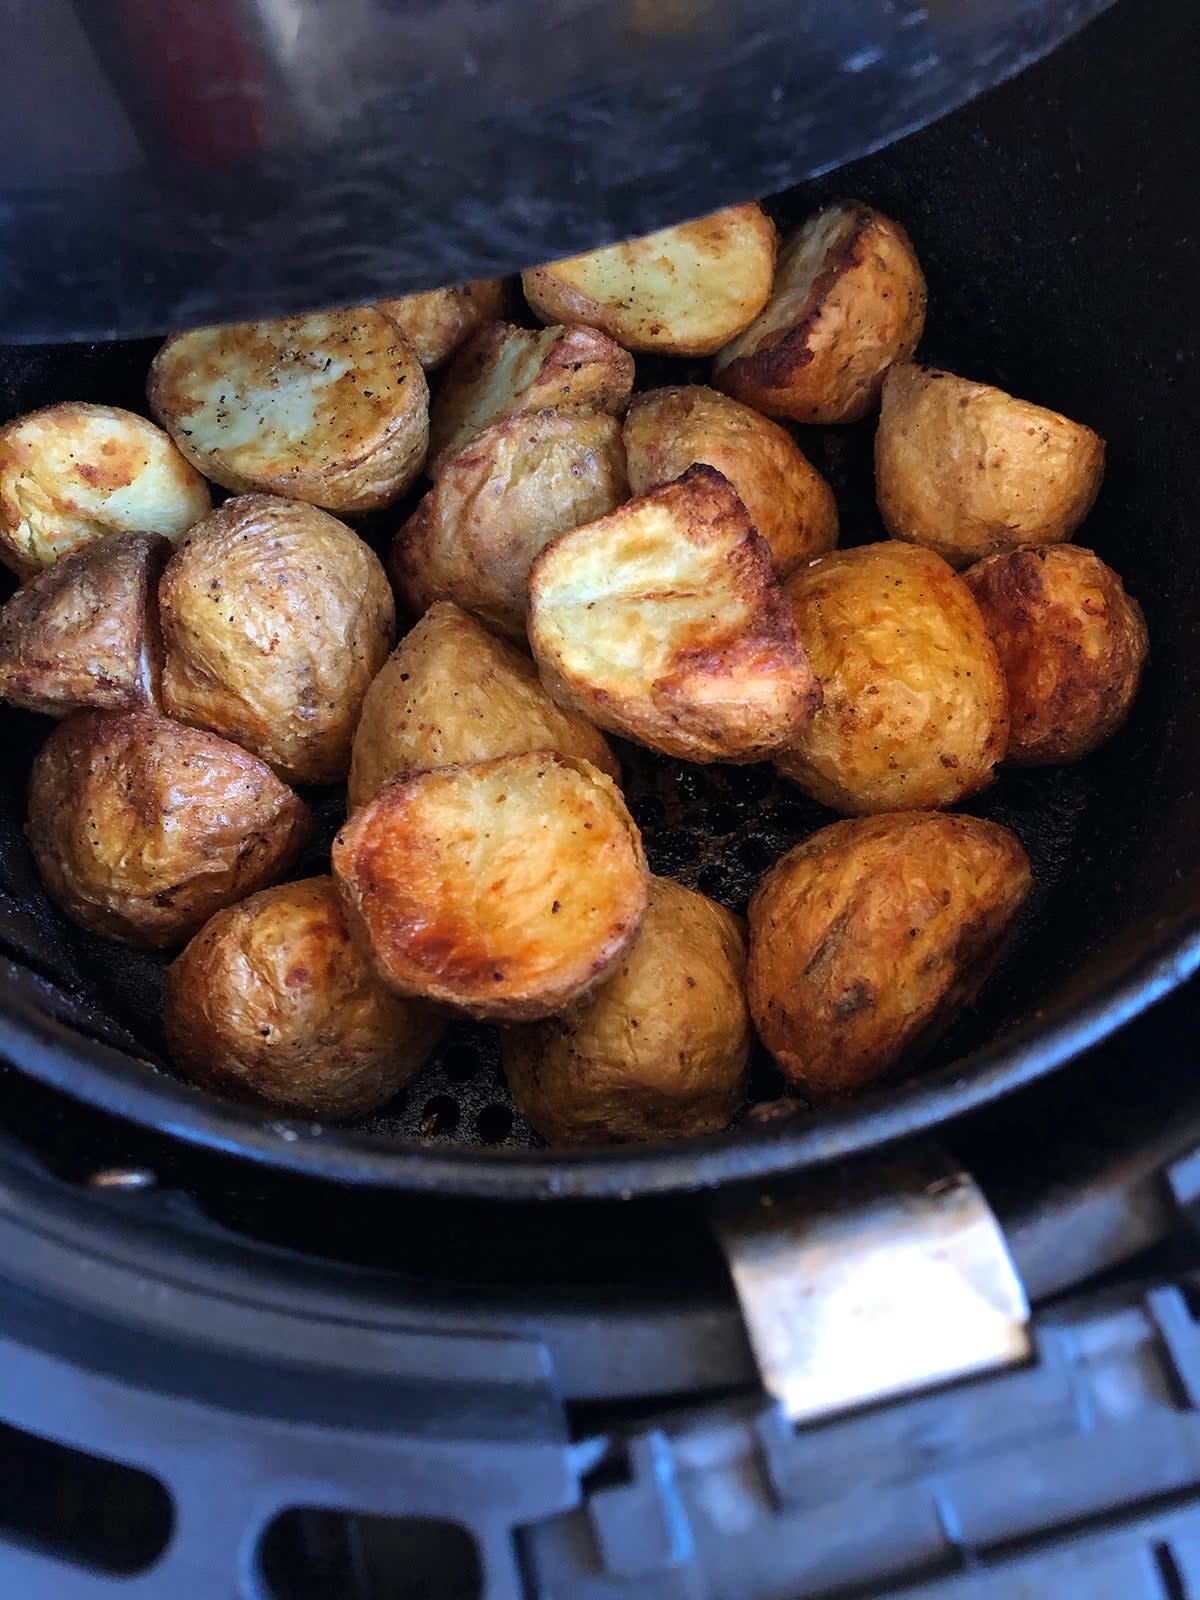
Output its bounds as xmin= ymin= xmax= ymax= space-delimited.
xmin=0 ymin=530 xmax=167 ymax=717
xmin=522 ymin=204 xmax=776 ymax=357
xmin=713 ymin=200 xmax=926 ymax=424
xmin=528 ymin=464 xmax=820 ymax=763
xmin=0 ymin=402 xmax=210 ymax=579
xmin=393 ymin=410 xmax=628 ymax=639
xmin=332 ymin=750 xmax=647 ymax=1021
xmin=623 ymin=385 xmax=837 ymax=576
xmin=148 ymin=309 xmax=429 ymax=514
xmin=378 ymin=280 xmax=507 ymax=369
xmin=427 ymin=321 xmax=634 ymax=473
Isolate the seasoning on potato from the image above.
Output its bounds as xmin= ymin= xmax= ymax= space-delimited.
xmin=0 ymin=402 xmax=210 ymax=580
xmin=964 ymin=543 xmax=1148 ymax=765
xmin=27 ymin=710 xmax=311 ymax=948
xmin=529 ymin=464 xmax=820 ymax=763
xmin=393 ymin=410 xmax=628 ymax=640
xmin=378 ymin=280 xmax=507 ymax=370
xmin=159 ymin=494 xmax=394 ymax=786
xmin=332 ymin=751 xmax=647 ymax=1021
xmin=713 ymin=200 xmax=926 ymax=424
xmin=747 ymin=812 xmax=1031 ymax=1101
xmin=523 ymin=204 xmax=777 ymax=357
xmin=876 ymin=364 xmax=1105 ymax=567
xmin=0 ymin=530 xmax=167 ymax=718
xmin=348 ymin=601 xmax=618 ymax=810
xmin=148 ymin=308 xmax=429 ymax=514
xmin=623 ymin=384 xmax=837 ymax=577
xmin=776 ymin=542 xmax=1008 ymax=814
xmin=164 ymin=878 xmax=444 ymax=1121
xmin=503 ymin=876 xmax=751 ymax=1145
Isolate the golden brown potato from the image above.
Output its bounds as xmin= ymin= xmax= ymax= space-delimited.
xmin=713 ymin=201 xmax=926 ymax=424
xmin=964 ymin=544 xmax=1148 ymax=765
xmin=522 ymin=204 xmax=776 ymax=357
xmin=876 ymin=364 xmax=1106 ymax=567
xmin=427 ymin=321 xmax=635 ymax=473
xmin=0 ymin=402 xmax=210 ymax=580
xmin=775 ymin=543 xmax=1008 ymax=814
xmin=159 ymin=495 xmax=394 ymax=786
xmin=503 ymin=876 xmax=750 ymax=1145
xmin=332 ymin=751 xmax=647 ymax=1021
xmin=623 ymin=385 xmax=837 ymax=576
xmin=747 ymin=812 xmax=1031 ymax=1101
xmin=0 ymin=530 xmax=167 ymax=717
xmin=27 ymin=710 xmax=311 ymax=948
xmin=348 ymin=601 xmax=618 ymax=810
xmin=164 ymin=878 xmax=444 ymax=1120
xmin=393 ymin=410 xmax=628 ymax=639
xmin=529 ymin=465 xmax=820 ymax=763
xmin=378 ymin=280 xmax=507 ymax=369
xmin=148 ymin=309 xmax=429 ymax=514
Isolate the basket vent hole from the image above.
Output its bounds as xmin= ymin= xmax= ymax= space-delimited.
xmin=476 ymin=1104 xmax=513 ymax=1144
xmin=418 ymin=1095 xmax=460 ymax=1137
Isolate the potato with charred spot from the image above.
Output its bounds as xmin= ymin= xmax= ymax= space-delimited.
xmin=378 ymin=280 xmax=507 ymax=370
xmin=747 ymin=812 xmax=1031 ymax=1101
xmin=164 ymin=878 xmax=444 ymax=1121
xmin=332 ymin=751 xmax=647 ymax=1021
xmin=503 ymin=876 xmax=750 ymax=1146
xmin=27 ymin=710 xmax=311 ymax=948
xmin=964 ymin=543 xmax=1147 ymax=765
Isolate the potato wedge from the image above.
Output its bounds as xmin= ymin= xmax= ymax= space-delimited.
xmin=623 ymin=385 xmax=836 ymax=576
xmin=713 ymin=200 xmax=926 ymax=423
xmin=528 ymin=464 xmax=820 ymax=763
xmin=522 ymin=204 xmax=776 ymax=357
xmin=148 ymin=309 xmax=429 ymax=514
xmin=393 ymin=410 xmax=628 ymax=639
xmin=378 ymin=279 xmax=507 ymax=369
xmin=0 ymin=402 xmax=210 ymax=580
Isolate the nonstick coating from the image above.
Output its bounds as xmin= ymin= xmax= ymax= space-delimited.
xmin=0 ymin=0 xmax=1197 ymax=1199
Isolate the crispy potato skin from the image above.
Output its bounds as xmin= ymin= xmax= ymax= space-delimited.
xmin=624 ymin=385 xmax=837 ymax=576
xmin=776 ymin=543 xmax=1007 ymax=813
xmin=378 ymin=280 xmax=507 ymax=370
xmin=427 ymin=321 xmax=635 ymax=472
xmin=159 ymin=495 xmax=394 ymax=786
xmin=747 ymin=812 xmax=1031 ymax=1100
xmin=713 ymin=201 xmax=926 ymax=424
xmin=348 ymin=601 xmax=618 ymax=810
xmin=27 ymin=711 xmax=311 ymax=948
xmin=529 ymin=464 xmax=820 ymax=763
xmin=393 ymin=410 xmax=628 ymax=639
xmin=332 ymin=751 xmax=648 ymax=1021
xmin=876 ymin=365 xmax=1106 ymax=567
xmin=0 ymin=530 xmax=167 ymax=717
xmin=503 ymin=876 xmax=750 ymax=1145
xmin=522 ymin=205 xmax=777 ymax=357
xmin=964 ymin=544 xmax=1148 ymax=764
xmin=0 ymin=403 xmax=210 ymax=579
xmin=164 ymin=878 xmax=444 ymax=1120
xmin=148 ymin=310 xmax=429 ymax=514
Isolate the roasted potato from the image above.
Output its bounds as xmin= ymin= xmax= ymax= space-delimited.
xmin=876 ymin=364 xmax=1106 ymax=567
xmin=164 ymin=878 xmax=444 ymax=1120
xmin=529 ymin=465 xmax=820 ymax=763
xmin=378 ymin=280 xmax=507 ymax=369
xmin=0 ymin=402 xmax=209 ymax=580
xmin=502 ymin=876 xmax=750 ymax=1145
xmin=159 ymin=495 xmax=394 ymax=786
xmin=964 ymin=543 xmax=1148 ymax=764
xmin=332 ymin=751 xmax=647 ymax=1021
xmin=775 ymin=543 xmax=1008 ymax=813
xmin=713 ymin=201 xmax=926 ymax=424
xmin=0 ymin=531 xmax=167 ymax=717
xmin=393 ymin=410 xmax=628 ymax=639
xmin=348 ymin=601 xmax=618 ymax=810
xmin=427 ymin=321 xmax=634 ymax=473
xmin=522 ymin=204 xmax=776 ymax=357
xmin=623 ymin=385 xmax=837 ymax=576
xmin=148 ymin=309 xmax=429 ymax=514
xmin=747 ymin=812 xmax=1031 ymax=1100
xmin=27 ymin=710 xmax=311 ymax=948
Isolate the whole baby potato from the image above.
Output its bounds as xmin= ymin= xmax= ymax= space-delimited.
xmin=747 ymin=812 xmax=1032 ymax=1100
xmin=378 ymin=280 xmax=507 ymax=370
